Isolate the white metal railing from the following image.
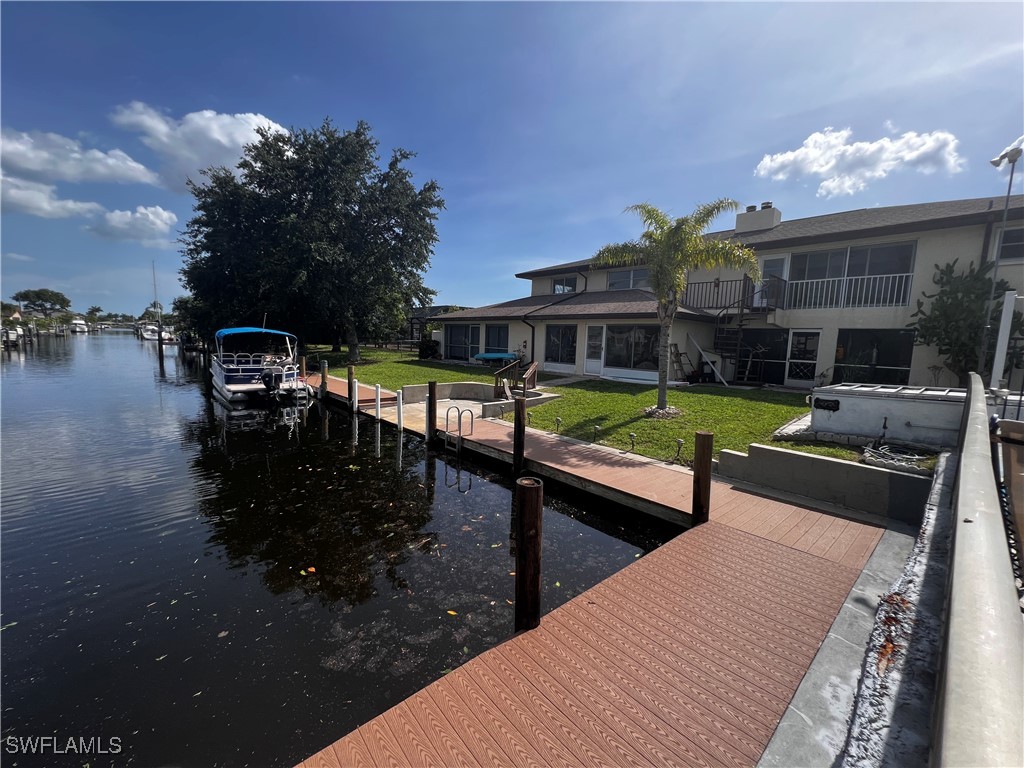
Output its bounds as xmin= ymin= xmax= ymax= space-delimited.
xmin=217 ymin=352 xmax=292 ymax=368
xmin=786 ymin=273 xmax=913 ymax=310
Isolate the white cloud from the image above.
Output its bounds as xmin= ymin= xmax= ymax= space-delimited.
xmin=755 ymin=127 xmax=963 ymax=198
xmin=110 ymin=101 xmax=287 ymax=190
xmin=0 ymin=128 xmax=159 ymax=185
xmin=86 ymin=205 xmax=178 ymax=248
xmin=1 ymin=174 xmax=105 ymax=218
xmin=4 ymin=252 xmax=34 ymax=262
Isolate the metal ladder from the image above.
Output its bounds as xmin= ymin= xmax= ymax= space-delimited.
xmin=444 ymin=405 xmax=474 ymax=455
xmin=669 ymin=343 xmax=693 ymax=380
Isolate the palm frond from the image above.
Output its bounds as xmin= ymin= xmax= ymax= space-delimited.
xmin=692 ymin=237 xmax=761 ymax=282
xmin=625 ymin=203 xmax=671 ymax=233
xmin=687 ymin=198 xmax=741 ymax=233
xmin=592 ymin=240 xmax=649 ymax=268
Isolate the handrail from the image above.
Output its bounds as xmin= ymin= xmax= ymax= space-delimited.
xmin=522 ymin=362 xmax=538 ymax=393
xmin=934 ymin=373 xmax=1023 ymax=767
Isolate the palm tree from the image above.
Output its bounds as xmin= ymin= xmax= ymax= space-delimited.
xmin=87 ymin=305 xmax=103 ymax=318
xmin=593 ymin=199 xmax=760 ymax=412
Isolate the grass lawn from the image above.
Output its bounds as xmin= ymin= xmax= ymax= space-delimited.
xmin=305 ymin=346 xmax=863 ymax=464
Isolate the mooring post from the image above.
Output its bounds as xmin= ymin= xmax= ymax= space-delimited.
xmin=321 ymin=407 xmax=330 ymax=441
xmin=375 ymin=384 xmax=381 ymax=420
xmin=692 ymin=431 xmax=714 ymax=525
xmin=347 ymin=366 xmax=356 ymax=412
xmin=299 ymin=356 xmax=306 ymax=380
xmin=319 ymin=360 xmax=328 ymax=399
xmin=514 ymin=477 xmax=544 ymax=632
xmin=396 ymin=390 xmax=404 ymax=432
xmin=427 ymin=381 xmax=437 ymax=443
xmin=513 ymin=397 xmax=527 ymax=478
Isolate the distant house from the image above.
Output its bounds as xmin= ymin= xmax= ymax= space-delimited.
xmin=435 ymin=196 xmax=1023 ymax=389
xmin=407 ymin=305 xmax=466 ymax=340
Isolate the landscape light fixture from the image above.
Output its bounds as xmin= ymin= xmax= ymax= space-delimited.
xmin=674 ymin=438 xmax=685 ymax=463
xmin=629 ymin=432 xmax=637 ymax=451
xmin=979 ymin=135 xmax=1024 ymax=378
xmin=592 ymin=425 xmax=600 ymax=442
xmin=555 ymin=416 xmax=562 ymax=432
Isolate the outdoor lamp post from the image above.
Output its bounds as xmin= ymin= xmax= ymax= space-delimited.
xmin=980 ymin=137 xmax=1024 ymax=378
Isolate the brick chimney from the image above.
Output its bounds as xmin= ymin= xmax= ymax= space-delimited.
xmin=735 ymin=201 xmax=782 ymax=233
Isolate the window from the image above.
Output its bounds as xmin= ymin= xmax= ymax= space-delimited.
xmin=604 ymin=325 xmax=660 ymax=370
xmin=998 ymin=228 xmax=1024 ymax=261
xmin=789 ymin=250 xmax=847 ymax=281
xmin=544 ymin=325 xmax=577 ymax=365
xmin=787 ymin=242 xmax=916 ymax=308
xmin=607 ymin=268 xmax=650 ymax=290
xmin=484 ymin=324 xmax=508 ymax=354
xmin=444 ymin=325 xmax=479 ymax=360
xmin=552 ymin=276 xmax=577 ymax=294
xmin=832 ymin=329 xmax=915 ymax=385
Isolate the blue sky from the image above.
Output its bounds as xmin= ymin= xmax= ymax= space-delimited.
xmin=2 ymin=1 xmax=1022 ymax=316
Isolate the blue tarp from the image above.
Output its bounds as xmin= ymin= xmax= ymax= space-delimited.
xmin=214 ymin=327 xmax=297 ymax=342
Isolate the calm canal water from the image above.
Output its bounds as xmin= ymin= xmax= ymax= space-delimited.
xmin=1 ymin=334 xmax=678 ymax=767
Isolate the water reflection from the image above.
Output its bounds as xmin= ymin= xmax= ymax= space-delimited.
xmin=2 ymin=336 xmax=679 ymax=768
xmin=185 ymin=402 xmax=437 ymax=608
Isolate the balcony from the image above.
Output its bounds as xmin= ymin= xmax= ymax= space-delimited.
xmin=786 ymin=273 xmax=913 ymax=310
xmin=681 ymin=275 xmax=788 ymax=311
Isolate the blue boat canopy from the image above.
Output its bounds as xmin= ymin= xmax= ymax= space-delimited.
xmin=215 ymin=327 xmax=297 ymax=342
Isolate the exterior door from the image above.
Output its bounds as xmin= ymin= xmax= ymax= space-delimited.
xmin=785 ymin=330 xmax=820 ymax=387
xmin=585 ymin=325 xmax=604 ymax=375
xmin=757 ymin=257 xmax=787 ymax=307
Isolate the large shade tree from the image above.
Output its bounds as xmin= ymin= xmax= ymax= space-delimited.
xmin=10 ymin=288 xmax=71 ymax=318
xmin=180 ymin=119 xmax=444 ymax=359
xmin=592 ymin=200 xmax=760 ymax=412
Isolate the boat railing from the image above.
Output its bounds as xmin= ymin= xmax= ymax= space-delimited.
xmin=218 ymin=352 xmax=294 ymax=368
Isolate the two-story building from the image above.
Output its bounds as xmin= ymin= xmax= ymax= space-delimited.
xmin=437 ymin=196 xmax=1023 ymax=389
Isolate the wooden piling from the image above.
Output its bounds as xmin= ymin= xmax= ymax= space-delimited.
xmin=319 ymin=361 xmax=328 ymax=399
xmin=396 ymin=390 xmax=404 ymax=432
xmin=514 ymin=477 xmax=544 ymax=632
xmin=692 ymin=431 xmax=713 ymax=525
xmin=427 ymin=381 xmax=437 ymax=443
xmin=513 ymin=397 xmax=527 ymax=478
xmin=299 ymin=356 xmax=307 ymax=379
xmin=347 ymin=366 xmax=356 ymax=413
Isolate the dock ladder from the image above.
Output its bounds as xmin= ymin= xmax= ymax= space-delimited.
xmin=444 ymin=405 xmax=474 ymax=456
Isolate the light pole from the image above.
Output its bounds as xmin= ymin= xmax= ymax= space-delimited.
xmin=979 ymin=138 xmax=1023 ymax=379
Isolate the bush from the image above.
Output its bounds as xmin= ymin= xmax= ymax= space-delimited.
xmin=418 ymin=338 xmax=440 ymax=359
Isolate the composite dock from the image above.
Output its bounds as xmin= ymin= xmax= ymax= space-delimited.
xmin=300 ymin=373 xmax=888 ymax=767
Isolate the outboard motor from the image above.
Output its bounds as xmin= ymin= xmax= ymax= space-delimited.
xmin=261 ymin=369 xmax=279 ymax=392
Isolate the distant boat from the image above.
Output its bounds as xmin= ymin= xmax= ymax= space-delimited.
xmin=210 ymin=327 xmax=309 ymax=404
xmin=140 ymin=324 xmax=160 ymax=341
xmin=70 ymin=319 xmax=89 ymax=334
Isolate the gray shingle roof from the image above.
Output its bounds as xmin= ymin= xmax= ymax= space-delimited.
xmin=436 ymin=289 xmax=710 ymax=323
xmin=516 ymin=196 xmax=1024 ymax=278
xmin=709 ymin=195 xmax=1024 ymax=248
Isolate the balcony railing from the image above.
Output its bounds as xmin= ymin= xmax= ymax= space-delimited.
xmin=786 ymin=273 xmax=913 ymax=310
xmin=682 ymin=276 xmax=788 ymax=311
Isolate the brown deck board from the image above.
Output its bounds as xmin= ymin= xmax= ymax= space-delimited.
xmin=299 ymin=517 xmax=875 ymax=767
xmin=295 ymin=403 xmax=888 ymax=767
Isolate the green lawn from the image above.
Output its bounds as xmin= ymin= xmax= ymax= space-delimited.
xmin=305 ymin=346 xmax=862 ymax=464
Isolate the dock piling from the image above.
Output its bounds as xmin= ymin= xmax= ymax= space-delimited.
xmin=692 ymin=431 xmax=714 ymax=525
xmin=300 ymin=356 xmax=306 ymax=380
xmin=427 ymin=381 xmax=437 ymax=443
xmin=375 ymin=384 xmax=381 ymax=420
xmin=514 ymin=477 xmax=544 ymax=633
xmin=319 ymin=361 xmax=328 ymax=399
xmin=513 ymin=397 xmax=527 ymax=478
xmin=396 ymin=391 xmax=404 ymax=432
xmin=347 ymin=366 xmax=356 ymax=413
